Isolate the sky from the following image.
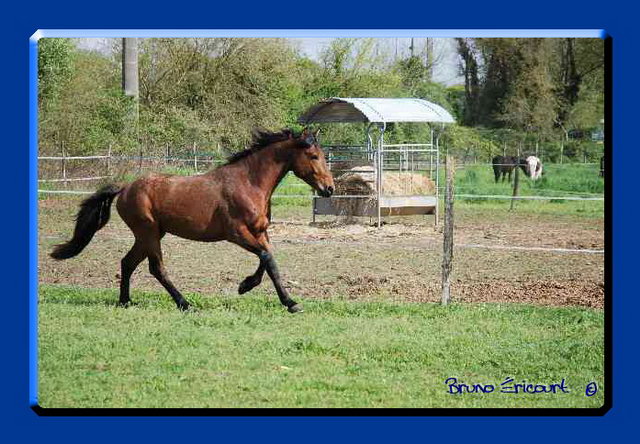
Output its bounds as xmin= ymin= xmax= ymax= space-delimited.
xmin=74 ymin=37 xmax=464 ymax=86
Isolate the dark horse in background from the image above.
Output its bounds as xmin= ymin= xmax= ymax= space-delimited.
xmin=51 ymin=128 xmax=335 ymax=313
xmin=492 ymin=155 xmax=543 ymax=183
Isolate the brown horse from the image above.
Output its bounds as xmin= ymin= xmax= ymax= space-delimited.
xmin=50 ymin=128 xmax=335 ymax=313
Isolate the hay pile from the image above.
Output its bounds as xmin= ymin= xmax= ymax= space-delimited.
xmin=334 ymin=166 xmax=376 ymax=196
xmin=332 ymin=167 xmax=376 ymax=220
xmin=330 ymin=166 xmax=436 ymax=220
xmin=334 ymin=166 xmax=435 ymax=196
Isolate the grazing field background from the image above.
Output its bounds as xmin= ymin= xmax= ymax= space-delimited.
xmin=37 ymin=161 xmax=605 ymax=408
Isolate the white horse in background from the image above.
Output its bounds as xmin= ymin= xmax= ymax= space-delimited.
xmin=524 ymin=156 xmax=543 ymax=180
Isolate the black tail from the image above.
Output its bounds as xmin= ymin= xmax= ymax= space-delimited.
xmin=50 ymin=184 xmax=122 ymax=260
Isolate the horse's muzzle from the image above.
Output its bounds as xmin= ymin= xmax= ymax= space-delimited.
xmin=319 ymin=186 xmax=334 ymax=198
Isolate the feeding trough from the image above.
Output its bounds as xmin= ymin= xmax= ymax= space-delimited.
xmin=298 ymin=97 xmax=455 ymax=226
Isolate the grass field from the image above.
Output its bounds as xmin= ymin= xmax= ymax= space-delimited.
xmin=38 ymin=285 xmax=604 ymax=409
xmin=456 ymin=162 xmax=603 ymax=196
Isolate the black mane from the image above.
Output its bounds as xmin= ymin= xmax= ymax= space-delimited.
xmin=225 ymin=129 xmax=296 ymax=164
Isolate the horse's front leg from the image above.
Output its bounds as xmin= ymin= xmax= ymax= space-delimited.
xmin=233 ymin=227 xmax=302 ymax=313
xmin=259 ymin=249 xmax=303 ymax=313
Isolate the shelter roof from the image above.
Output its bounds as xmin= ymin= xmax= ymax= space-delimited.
xmin=298 ymin=97 xmax=455 ymax=124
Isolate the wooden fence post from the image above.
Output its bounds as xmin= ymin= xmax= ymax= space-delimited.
xmin=510 ymin=156 xmax=520 ymax=211
xmin=193 ymin=142 xmax=198 ymax=172
xmin=61 ymin=142 xmax=67 ymax=188
xmin=441 ymin=154 xmax=455 ymax=306
xmin=165 ymin=143 xmax=169 ymax=167
xmin=106 ymin=143 xmax=112 ymax=177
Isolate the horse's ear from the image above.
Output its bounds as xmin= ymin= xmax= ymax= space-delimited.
xmin=300 ymin=127 xmax=315 ymax=147
xmin=313 ymin=128 xmax=320 ymax=139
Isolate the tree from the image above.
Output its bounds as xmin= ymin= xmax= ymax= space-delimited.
xmin=554 ymin=38 xmax=604 ymax=137
xmin=498 ymin=39 xmax=558 ymax=137
xmin=456 ymin=38 xmax=481 ymax=126
xmin=38 ymin=38 xmax=74 ymax=107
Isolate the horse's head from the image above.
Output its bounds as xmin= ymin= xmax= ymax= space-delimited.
xmin=290 ymin=128 xmax=335 ymax=197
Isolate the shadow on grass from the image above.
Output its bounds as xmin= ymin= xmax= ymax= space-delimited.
xmin=37 ymin=284 xmax=288 ymax=314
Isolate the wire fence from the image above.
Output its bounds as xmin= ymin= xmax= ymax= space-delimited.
xmin=38 ymin=233 xmax=604 ymax=255
xmin=37 ymin=149 xmax=605 ymax=203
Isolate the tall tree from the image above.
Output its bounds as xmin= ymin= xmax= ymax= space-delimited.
xmin=554 ymin=38 xmax=604 ymax=137
xmin=499 ymin=39 xmax=558 ymax=136
xmin=456 ymin=38 xmax=481 ymax=126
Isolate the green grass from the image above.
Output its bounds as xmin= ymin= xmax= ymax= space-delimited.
xmin=455 ymin=163 xmax=604 ymax=197
xmin=442 ymin=163 xmax=605 ymax=218
xmin=38 ymin=285 xmax=605 ymax=409
xmin=453 ymin=197 xmax=604 ymax=218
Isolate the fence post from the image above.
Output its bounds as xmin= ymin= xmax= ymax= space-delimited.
xmin=165 ymin=143 xmax=169 ymax=167
xmin=510 ymin=156 xmax=520 ymax=211
xmin=106 ymin=143 xmax=112 ymax=177
xmin=441 ymin=154 xmax=455 ymax=306
xmin=193 ymin=142 xmax=198 ymax=172
xmin=61 ymin=142 xmax=67 ymax=188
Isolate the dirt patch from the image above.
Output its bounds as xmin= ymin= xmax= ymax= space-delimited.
xmin=454 ymin=279 xmax=603 ymax=309
xmin=292 ymin=272 xmax=603 ymax=310
xmin=38 ymin=197 xmax=605 ymax=310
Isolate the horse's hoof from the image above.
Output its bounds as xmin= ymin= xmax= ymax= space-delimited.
xmin=287 ymin=304 xmax=304 ymax=314
xmin=117 ymin=300 xmax=132 ymax=308
xmin=177 ymin=301 xmax=191 ymax=312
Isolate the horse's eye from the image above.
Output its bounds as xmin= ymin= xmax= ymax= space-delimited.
xmin=310 ymin=155 xmax=319 ymax=160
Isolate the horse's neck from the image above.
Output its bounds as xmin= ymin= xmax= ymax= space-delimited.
xmin=245 ymin=144 xmax=292 ymax=197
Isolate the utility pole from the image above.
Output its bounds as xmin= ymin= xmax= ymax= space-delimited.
xmin=122 ymin=38 xmax=139 ymax=99
xmin=122 ymin=38 xmax=140 ymax=162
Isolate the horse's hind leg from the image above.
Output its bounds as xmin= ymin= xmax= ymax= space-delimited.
xmin=238 ymin=233 xmax=269 ymax=294
xmin=147 ymin=238 xmax=190 ymax=311
xmin=119 ymin=240 xmax=147 ymax=306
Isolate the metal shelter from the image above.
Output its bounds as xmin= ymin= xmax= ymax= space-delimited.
xmin=298 ymin=97 xmax=455 ymax=227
